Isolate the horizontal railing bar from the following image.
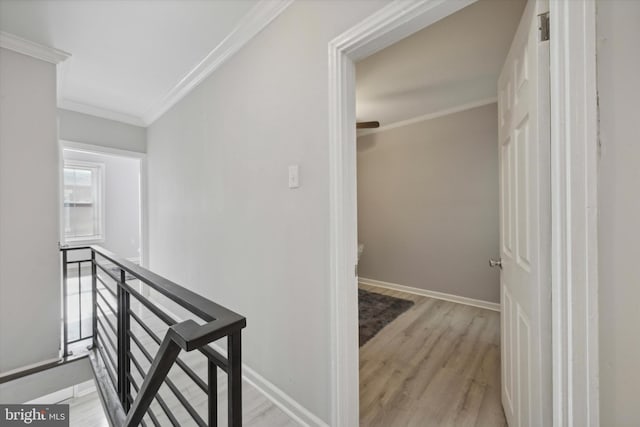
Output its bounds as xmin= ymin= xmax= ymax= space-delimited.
xmin=96 ymin=303 xmax=117 ymax=335
xmin=121 ymin=282 xmax=231 ymax=370
xmin=96 ymin=275 xmax=116 ymax=297
xmin=90 ymin=246 xmax=245 ymax=328
xmin=96 ymin=340 xmax=117 ymax=387
xmin=129 ymin=348 xmax=181 ymax=427
xmin=128 ymin=310 xmax=163 ymax=345
xmin=125 ymin=287 xmax=229 ymax=372
xmin=97 ymin=318 xmax=117 ymax=354
xmin=95 ymin=248 xmax=238 ymax=365
xmin=120 ymin=281 xmax=176 ymax=325
xmin=96 ymin=288 xmax=117 ymax=316
xmin=63 ymin=259 xmax=93 ymax=265
xmin=129 ymin=310 xmax=208 ymax=394
xmin=95 ymin=261 xmax=125 ymax=285
xmin=128 ymin=332 xmax=207 ymax=427
xmin=128 ymin=311 xmax=164 ymax=344
xmin=128 ymin=373 xmax=161 ymax=427
xmin=96 ymin=333 xmax=118 ymax=374
xmin=59 ymin=246 xmax=92 ymax=252
xmin=99 ymin=269 xmax=236 ymax=380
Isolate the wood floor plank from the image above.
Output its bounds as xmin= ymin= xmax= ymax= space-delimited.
xmin=359 ymin=284 xmax=506 ymax=427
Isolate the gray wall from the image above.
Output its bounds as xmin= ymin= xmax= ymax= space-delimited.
xmin=597 ymin=1 xmax=640 ymax=425
xmin=58 ymin=108 xmax=146 ymax=153
xmin=146 ymin=1 xmax=386 ymax=422
xmin=63 ymin=150 xmax=141 ymax=261
xmin=357 ymin=104 xmax=500 ymax=303
xmin=0 ymin=48 xmax=61 ymax=373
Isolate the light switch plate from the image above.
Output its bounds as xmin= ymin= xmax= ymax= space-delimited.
xmin=288 ymin=165 xmax=299 ymax=188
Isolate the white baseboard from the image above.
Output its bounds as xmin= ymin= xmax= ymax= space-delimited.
xmin=359 ymin=277 xmax=500 ymax=312
xmin=152 ymin=300 xmax=327 ymax=427
xmin=209 ymin=342 xmax=328 ymax=427
xmin=24 ymin=380 xmax=96 ymax=404
xmin=73 ymin=380 xmax=96 ymax=398
xmin=243 ymin=371 xmax=328 ymax=427
xmin=25 ymin=387 xmax=73 ymax=404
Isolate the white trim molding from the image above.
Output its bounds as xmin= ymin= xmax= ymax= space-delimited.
xmin=0 ymin=31 xmax=70 ymax=64
xmin=357 ymin=96 xmax=497 ymax=137
xmin=25 ymin=380 xmax=96 ymax=405
xmin=142 ymin=0 xmax=294 ymax=125
xmin=58 ymin=99 xmax=146 ymax=127
xmin=6 ymin=2 xmax=294 ymax=128
xmin=61 ymin=140 xmax=146 ymax=159
xmin=359 ymin=277 xmax=500 ymax=312
xmin=25 ymin=387 xmax=74 ymax=405
xmin=328 ymin=1 xmax=476 ymax=425
xmin=550 ymin=1 xmax=599 ymax=426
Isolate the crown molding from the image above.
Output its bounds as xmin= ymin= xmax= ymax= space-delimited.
xmin=142 ymin=0 xmax=294 ymax=125
xmin=357 ymin=96 xmax=497 ymax=137
xmin=58 ymin=98 xmax=146 ymax=127
xmin=3 ymin=2 xmax=293 ymax=128
xmin=0 ymin=31 xmax=70 ymax=64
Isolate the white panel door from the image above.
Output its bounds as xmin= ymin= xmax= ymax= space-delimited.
xmin=498 ymin=1 xmax=551 ymax=426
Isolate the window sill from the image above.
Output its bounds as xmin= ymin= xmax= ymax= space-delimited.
xmin=64 ymin=238 xmax=105 ymax=247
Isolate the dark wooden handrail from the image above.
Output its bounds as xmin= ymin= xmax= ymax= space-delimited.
xmin=60 ymin=245 xmax=246 ymax=427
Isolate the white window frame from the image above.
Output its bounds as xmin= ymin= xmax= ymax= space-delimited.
xmin=62 ymin=159 xmax=106 ymax=244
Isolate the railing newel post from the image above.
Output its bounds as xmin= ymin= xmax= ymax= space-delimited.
xmin=227 ymin=331 xmax=242 ymax=427
xmin=91 ymin=249 xmax=97 ymax=350
xmin=77 ymin=260 xmax=82 ymax=351
xmin=118 ymin=268 xmax=132 ymax=412
xmin=62 ymin=249 xmax=68 ymax=358
xmin=209 ymin=360 xmax=218 ymax=427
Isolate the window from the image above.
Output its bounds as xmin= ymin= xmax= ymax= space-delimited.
xmin=63 ymin=161 xmax=104 ymax=243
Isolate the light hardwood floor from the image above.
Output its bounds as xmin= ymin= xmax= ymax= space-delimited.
xmin=359 ymin=283 xmax=506 ymax=427
xmin=64 ymin=390 xmax=110 ymax=427
xmin=65 ymin=282 xmax=503 ymax=426
xmin=63 ymin=357 xmax=299 ymax=427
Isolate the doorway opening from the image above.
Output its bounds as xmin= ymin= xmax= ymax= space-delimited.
xmin=324 ymin=0 xmax=602 ymax=423
xmin=354 ymin=0 xmax=525 ymax=425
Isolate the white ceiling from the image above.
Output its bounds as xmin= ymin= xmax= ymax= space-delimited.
xmin=0 ymin=0 xmax=263 ymax=126
xmin=356 ymin=0 xmax=526 ymax=128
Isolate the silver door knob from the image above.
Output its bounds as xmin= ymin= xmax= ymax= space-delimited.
xmin=489 ymin=258 xmax=502 ymax=269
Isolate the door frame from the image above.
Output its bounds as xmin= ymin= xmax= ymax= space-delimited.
xmin=327 ymin=1 xmax=599 ymax=426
